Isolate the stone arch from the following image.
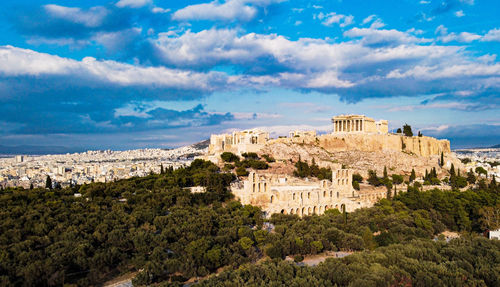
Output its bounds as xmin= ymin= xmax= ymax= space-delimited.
xmin=293 ymin=193 xmax=295 ymax=200
xmin=319 ymin=206 xmax=323 ymax=214
xmin=330 ymin=191 xmax=332 ymax=197
xmin=281 ymin=209 xmax=285 ymax=214
xmin=337 ymin=191 xmax=339 ymax=198
xmin=325 ymin=205 xmax=328 ymax=211
xmin=338 ymin=179 xmax=340 ymax=185
xmin=308 ymin=192 xmax=310 ymax=199
xmin=296 ymin=208 xmax=300 ymax=215
xmin=252 ymin=183 xmax=255 ymax=193
xmin=290 ymin=209 xmax=294 ymax=214
xmin=301 ymin=207 xmax=305 ymax=216
xmin=308 ymin=207 xmax=311 ymax=215
xmin=335 ymin=204 xmax=339 ymax=210
xmin=323 ymin=190 xmax=326 ymax=197
xmin=270 ymin=195 xmax=274 ymax=203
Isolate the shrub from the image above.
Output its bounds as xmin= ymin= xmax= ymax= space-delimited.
xmin=221 ymin=152 xmax=240 ymax=163
xmin=236 ymin=166 xmax=249 ymax=177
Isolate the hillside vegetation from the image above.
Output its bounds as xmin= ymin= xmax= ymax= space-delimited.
xmin=0 ymin=160 xmax=499 ymax=286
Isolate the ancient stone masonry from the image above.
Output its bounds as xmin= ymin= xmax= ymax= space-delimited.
xmin=231 ymin=166 xmax=373 ymax=217
xmin=332 ymin=114 xmax=388 ymax=134
xmin=208 ymin=129 xmax=269 ymax=156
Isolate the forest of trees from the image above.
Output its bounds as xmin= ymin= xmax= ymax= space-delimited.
xmin=0 ymin=159 xmax=499 ymax=286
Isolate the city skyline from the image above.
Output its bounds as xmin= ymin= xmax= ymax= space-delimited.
xmin=0 ymin=0 xmax=499 ymax=151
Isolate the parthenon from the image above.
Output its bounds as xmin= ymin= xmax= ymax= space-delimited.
xmin=332 ymin=114 xmax=388 ymax=134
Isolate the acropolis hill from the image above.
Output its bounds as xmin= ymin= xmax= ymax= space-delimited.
xmin=207 ymin=114 xmax=452 ymax=166
xmin=204 ymin=114 xmax=462 ymax=217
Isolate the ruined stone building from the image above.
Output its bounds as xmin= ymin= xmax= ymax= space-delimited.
xmin=231 ymin=166 xmax=375 ymax=217
xmin=208 ymin=129 xmax=269 ymax=156
xmin=332 ymin=114 xmax=388 ymax=134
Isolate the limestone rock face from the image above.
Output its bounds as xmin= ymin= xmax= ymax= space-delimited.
xmin=261 ymin=134 xmax=461 ymax=179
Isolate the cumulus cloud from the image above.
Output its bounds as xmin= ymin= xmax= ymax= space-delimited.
xmin=115 ymin=0 xmax=152 ymax=8
xmin=435 ymin=25 xmax=481 ymax=43
xmin=0 ymin=45 xmax=225 ymax=90
xmin=172 ymin=0 xmax=283 ymax=22
xmin=44 ymin=4 xmax=108 ymax=28
xmin=482 ymin=28 xmax=500 ymax=42
xmin=316 ymin=12 xmax=354 ymax=27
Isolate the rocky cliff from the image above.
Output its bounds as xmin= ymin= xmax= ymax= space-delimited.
xmin=270 ymin=133 xmax=450 ymax=157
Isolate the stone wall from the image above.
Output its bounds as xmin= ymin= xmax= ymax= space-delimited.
xmin=270 ymin=133 xmax=450 ymax=157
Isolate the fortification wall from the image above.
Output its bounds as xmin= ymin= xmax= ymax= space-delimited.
xmin=270 ymin=133 xmax=450 ymax=157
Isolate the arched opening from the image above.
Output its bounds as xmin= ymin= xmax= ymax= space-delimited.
xmin=308 ymin=207 xmax=311 ymax=215
xmin=338 ymin=179 xmax=340 ymax=185
xmin=330 ymin=191 xmax=332 ymax=197
xmin=308 ymin=192 xmax=310 ymax=199
xmin=335 ymin=204 xmax=338 ymax=210
xmin=293 ymin=193 xmax=295 ymax=200
xmin=264 ymin=182 xmax=267 ymax=192
xmin=252 ymin=183 xmax=255 ymax=193
xmin=296 ymin=208 xmax=300 ymax=215
xmin=300 ymin=193 xmax=303 ymax=199
xmin=337 ymin=192 xmax=339 ymax=198
xmin=301 ymin=207 xmax=305 ymax=216
xmin=290 ymin=209 xmax=294 ymax=214
xmin=325 ymin=205 xmax=328 ymax=211
xmin=319 ymin=206 xmax=323 ymax=214
xmin=323 ymin=190 xmax=326 ymax=197
xmin=280 ymin=209 xmax=285 ymax=214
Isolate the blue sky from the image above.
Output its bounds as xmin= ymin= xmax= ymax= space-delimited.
xmin=0 ymin=0 xmax=499 ymax=151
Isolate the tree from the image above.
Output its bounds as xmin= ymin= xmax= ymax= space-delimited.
xmin=29 ymin=183 xmax=34 ymax=190
xmin=368 ymin=170 xmax=381 ymax=186
xmin=396 ymin=128 xmax=402 ymax=134
xmin=160 ymin=164 xmax=164 ymax=174
xmin=418 ymin=131 xmax=423 ymax=137
xmin=391 ymin=174 xmax=404 ymax=185
xmin=403 ymin=124 xmax=413 ymax=137
xmin=475 ymin=166 xmax=487 ymax=177
xmin=236 ymin=166 xmax=249 ymax=177
xmin=466 ymin=170 xmax=476 ymax=184
xmin=221 ymin=152 xmax=240 ymax=163
xmin=440 ymin=152 xmax=444 ymax=167
xmin=450 ymin=164 xmax=456 ymax=177
xmin=409 ymin=169 xmax=416 ymax=183
xmin=383 ymin=166 xmax=388 ymax=179
xmin=45 ymin=175 xmax=52 ymax=189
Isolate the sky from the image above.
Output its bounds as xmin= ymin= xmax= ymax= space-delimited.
xmin=0 ymin=0 xmax=499 ymax=152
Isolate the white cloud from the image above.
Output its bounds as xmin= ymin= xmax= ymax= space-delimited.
xmin=386 ymin=63 xmax=500 ymax=80
xmin=44 ymin=4 xmax=108 ymax=27
xmin=116 ymin=0 xmax=152 ymax=8
xmin=361 ymin=15 xmax=376 ymax=25
xmin=344 ymin=27 xmax=426 ymax=45
xmin=0 ymin=45 xmax=225 ymax=91
xmin=436 ymin=25 xmax=481 ymax=43
xmin=482 ymin=28 xmax=500 ymax=42
xmin=172 ymin=0 xmax=284 ymax=22
xmin=152 ymin=7 xmax=170 ymax=13
xmin=455 ymin=10 xmax=465 ymax=17
xmin=316 ymin=12 xmax=354 ymax=27
xmin=419 ymin=0 xmax=430 ymax=4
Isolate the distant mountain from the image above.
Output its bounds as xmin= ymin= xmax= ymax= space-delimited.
xmin=192 ymin=139 xmax=210 ymax=150
xmin=0 ymin=145 xmax=75 ymax=155
xmin=490 ymin=144 xmax=500 ymax=148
